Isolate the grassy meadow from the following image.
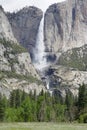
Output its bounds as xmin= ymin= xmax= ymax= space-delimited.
xmin=0 ymin=123 xmax=87 ymax=130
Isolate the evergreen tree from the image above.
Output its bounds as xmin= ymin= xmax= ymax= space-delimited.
xmin=36 ymin=95 xmax=45 ymax=121
xmin=66 ymin=92 xmax=74 ymax=107
xmin=9 ymin=90 xmax=16 ymax=108
xmin=0 ymin=93 xmax=5 ymax=121
xmin=78 ymin=84 xmax=87 ymax=113
xmin=21 ymin=90 xmax=27 ymax=101
xmin=15 ymin=89 xmax=21 ymax=108
xmin=21 ymin=97 xmax=32 ymax=122
xmin=33 ymin=89 xmax=37 ymax=101
xmin=65 ymin=92 xmax=74 ymax=122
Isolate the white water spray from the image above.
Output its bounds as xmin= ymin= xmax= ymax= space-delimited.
xmin=33 ymin=15 xmax=48 ymax=71
xmin=46 ymin=81 xmax=49 ymax=90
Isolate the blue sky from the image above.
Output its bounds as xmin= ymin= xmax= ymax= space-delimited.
xmin=0 ymin=0 xmax=66 ymax=12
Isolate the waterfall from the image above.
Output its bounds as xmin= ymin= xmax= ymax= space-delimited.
xmin=32 ymin=1 xmax=65 ymax=90
xmin=46 ymin=81 xmax=49 ymax=90
xmin=33 ymin=14 xmax=50 ymax=90
xmin=33 ymin=15 xmax=48 ymax=71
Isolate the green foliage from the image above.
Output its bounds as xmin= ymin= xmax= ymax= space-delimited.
xmin=0 ymin=38 xmax=27 ymax=73
xmin=79 ymin=113 xmax=87 ymax=123
xmin=0 ymin=93 xmax=7 ymax=121
xmin=78 ymin=84 xmax=87 ymax=113
xmin=58 ymin=45 xmax=87 ymax=71
xmin=0 ymin=90 xmax=67 ymax=122
xmin=5 ymin=108 xmax=18 ymax=122
xmin=0 ymin=84 xmax=87 ymax=123
xmin=0 ymin=38 xmax=27 ymax=54
xmin=76 ymin=84 xmax=87 ymax=123
xmin=9 ymin=90 xmax=16 ymax=108
xmin=0 ymin=70 xmax=42 ymax=85
xmin=20 ymin=97 xmax=33 ymax=122
xmin=9 ymin=89 xmax=22 ymax=108
xmin=0 ymin=72 xmax=5 ymax=80
xmin=65 ymin=92 xmax=74 ymax=110
xmin=15 ymin=89 xmax=21 ymax=108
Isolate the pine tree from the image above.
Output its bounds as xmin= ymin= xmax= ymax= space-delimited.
xmin=21 ymin=90 xmax=27 ymax=101
xmin=15 ymin=89 xmax=21 ymax=108
xmin=78 ymin=84 xmax=87 ymax=113
xmin=65 ymin=92 xmax=74 ymax=122
xmin=0 ymin=93 xmax=5 ymax=121
xmin=9 ymin=90 xmax=16 ymax=108
xmin=65 ymin=92 xmax=74 ymax=110
xmin=21 ymin=97 xmax=32 ymax=122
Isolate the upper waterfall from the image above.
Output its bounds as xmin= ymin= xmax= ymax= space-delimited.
xmin=33 ymin=15 xmax=48 ymax=71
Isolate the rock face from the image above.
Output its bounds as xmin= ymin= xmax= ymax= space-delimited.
xmin=58 ymin=44 xmax=87 ymax=71
xmin=46 ymin=65 xmax=87 ymax=97
xmin=44 ymin=0 xmax=87 ymax=55
xmin=7 ymin=6 xmax=43 ymax=58
xmin=43 ymin=0 xmax=87 ymax=97
xmin=1 ymin=0 xmax=87 ymax=98
xmin=0 ymin=7 xmax=45 ymax=97
xmin=0 ymin=6 xmax=17 ymax=43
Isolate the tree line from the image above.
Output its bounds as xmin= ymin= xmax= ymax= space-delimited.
xmin=0 ymin=84 xmax=87 ymax=123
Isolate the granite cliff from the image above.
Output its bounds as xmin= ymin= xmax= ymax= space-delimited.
xmin=7 ymin=6 xmax=43 ymax=58
xmin=44 ymin=0 xmax=87 ymax=55
xmin=0 ymin=6 xmax=17 ymax=43
xmin=43 ymin=0 xmax=87 ymax=97
xmin=0 ymin=6 xmax=45 ymax=97
xmin=1 ymin=0 xmax=87 ymax=97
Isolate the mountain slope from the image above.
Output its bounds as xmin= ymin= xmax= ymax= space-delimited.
xmin=0 ymin=6 xmax=45 ymax=97
xmin=43 ymin=0 xmax=87 ymax=97
xmin=58 ymin=44 xmax=87 ymax=71
xmin=1 ymin=0 xmax=87 ymax=97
